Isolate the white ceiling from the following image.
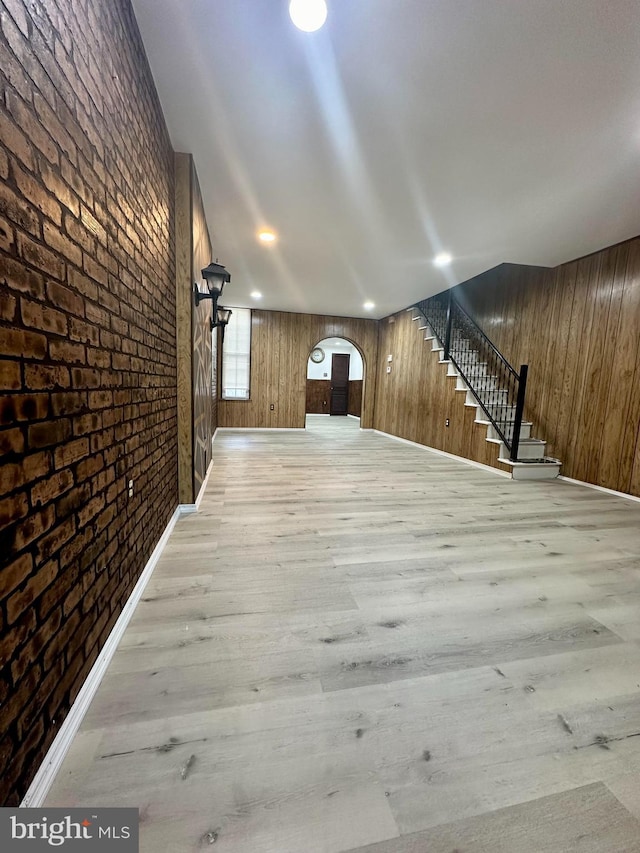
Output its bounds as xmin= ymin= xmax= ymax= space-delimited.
xmin=131 ymin=0 xmax=640 ymax=319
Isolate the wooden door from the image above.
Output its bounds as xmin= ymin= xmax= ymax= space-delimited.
xmin=330 ymin=354 xmax=350 ymax=415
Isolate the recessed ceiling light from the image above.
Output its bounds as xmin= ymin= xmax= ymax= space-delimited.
xmin=250 ymin=291 xmax=262 ymax=299
xmin=363 ymin=301 xmax=375 ymax=310
xmin=289 ymin=0 xmax=327 ymax=32
xmin=257 ymin=229 xmax=277 ymax=244
xmin=433 ymin=252 xmax=452 ymax=267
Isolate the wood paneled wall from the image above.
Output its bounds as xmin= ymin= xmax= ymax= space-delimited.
xmin=191 ymin=163 xmax=214 ymax=498
xmin=348 ymin=380 xmax=363 ymax=417
xmin=306 ymin=380 xmax=331 ymax=414
xmin=456 ymin=240 xmax=640 ymax=495
xmin=374 ymin=236 xmax=640 ymax=497
xmin=218 ymin=311 xmax=378 ymax=429
xmin=373 ymin=313 xmax=499 ymax=466
xmin=306 ymin=379 xmax=363 ymax=416
xmin=175 ymin=153 xmax=214 ymax=503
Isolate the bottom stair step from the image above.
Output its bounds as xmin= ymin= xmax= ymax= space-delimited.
xmin=497 ymin=457 xmax=561 ymax=480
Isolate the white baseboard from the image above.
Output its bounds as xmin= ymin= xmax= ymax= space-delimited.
xmin=178 ymin=458 xmax=214 ymax=514
xmin=372 ymin=429 xmax=511 ymax=478
xmin=346 ymin=414 xmax=360 ymax=420
xmin=20 ymin=502 xmax=186 ymax=808
xmin=215 ymin=427 xmax=305 ymax=432
xmin=558 ymin=475 xmax=640 ymax=504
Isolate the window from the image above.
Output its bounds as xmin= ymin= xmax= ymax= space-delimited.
xmin=222 ymin=308 xmax=251 ymax=399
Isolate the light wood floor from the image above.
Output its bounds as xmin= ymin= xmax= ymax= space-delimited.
xmin=46 ymin=415 xmax=640 ymax=851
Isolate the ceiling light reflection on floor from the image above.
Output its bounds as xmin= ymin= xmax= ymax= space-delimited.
xmin=289 ymin=0 xmax=328 ymax=32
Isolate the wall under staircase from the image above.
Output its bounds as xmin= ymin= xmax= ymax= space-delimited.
xmin=373 ymin=309 xmax=560 ymax=478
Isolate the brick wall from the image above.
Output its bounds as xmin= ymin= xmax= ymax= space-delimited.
xmin=0 ymin=0 xmax=178 ymax=804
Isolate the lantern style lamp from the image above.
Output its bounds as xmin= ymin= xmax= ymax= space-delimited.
xmin=193 ymin=261 xmax=231 ymax=331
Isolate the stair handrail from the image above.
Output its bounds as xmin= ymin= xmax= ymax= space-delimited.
xmin=414 ymin=291 xmax=528 ymax=462
xmin=444 ymin=292 xmax=519 ymax=379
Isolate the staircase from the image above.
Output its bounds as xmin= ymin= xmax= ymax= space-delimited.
xmin=410 ymin=294 xmax=561 ymax=480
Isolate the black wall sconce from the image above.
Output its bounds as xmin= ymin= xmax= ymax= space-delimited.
xmin=193 ymin=261 xmax=232 ymax=334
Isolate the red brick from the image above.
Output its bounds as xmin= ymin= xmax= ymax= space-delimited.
xmin=0 ymin=360 xmax=21 ymax=390
xmin=88 ymin=390 xmax=113 ymax=409
xmin=50 ymin=391 xmax=86 ymax=416
xmin=86 ymin=347 xmax=110 ymax=368
xmin=33 ymin=93 xmax=77 ymax=165
xmin=2 ymin=182 xmax=41 ymax=241
xmin=43 ymin=220 xmax=83 ymax=268
xmin=44 ymin=611 xmax=79 ymax=671
xmin=49 ymin=340 xmax=86 ymax=364
xmin=0 ymin=460 xmax=23 ymax=493
xmin=7 ymin=560 xmax=59 ymax=624
xmin=68 ymin=318 xmax=99 ymax=345
xmin=0 ymin=255 xmax=45 ymax=298
xmin=12 ymin=159 xmax=62 ymax=226
xmin=36 ymin=518 xmax=75 ymax=563
xmin=24 ymin=363 xmax=70 ymax=390
xmin=0 ymin=491 xmax=28 ymax=526
xmin=72 ymin=412 xmax=102 ymax=436
xmin=67 ymin=266 xmax=98 ymax=302
xmin=1 ymin=662 xmax=41 ymax=731
xmin=22 ymin=451 xmax=52 ymax=481
xmin=17 ymin=233 xmax=65 ymax=281
xmin=0 ymin=394 xmax=49 ymax=425
xmin=71 ymin=367 xmax=100 ymax=388
xmin=28 ymin=419 xmax=71 ymax=449
xmin=77 ymin=494 xmax=105 ymax=527
xmin=11 ymin=607 xmax=63 ymax=685
xmin=53 ymin=438 xmax=89 ymax=469
xmin=0 ymin=213 xmax=14 ymax=252
xmin=0 ymin=427 xmax=25 ymax=455
xmin=21 ymin=297 xmax=68 ymax=334
xmin=75 ymin=453 xmax=104 ymax=481
xmin=80 ymin=203 xmax=107 ymax=246
xmin=83 ymin=252 xmax=108 ymax=286
xmin=0 ymin=111 xmax=35 ymax=173
xmin=11 ymin=505 xmax=56 ymax=553
xmin=0 ymin=553 xmax=33 ymax=597
xmin=40 ymin=160 xmax=81 ymax=217
xmin=0 ymin=328 xmax=47 ymax=358
xmin=0 ymin=290 xmax=17 ymax=321
xmin=46 ymin=279 xmax=85 ymax=317
xmin=6 ymin=90 xmax=59 ymax=166
xmin=31 ymin=469 xmax=74 ymax=508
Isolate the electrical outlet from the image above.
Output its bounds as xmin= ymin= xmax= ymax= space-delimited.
xmin=270 ymin=403 xmax=275 ymax=410
xmin=128 ymin=479 xmax=134 ymax=497
xmin=445 ymin=419 xmax=450 ymax=427
xmin=386 ymin=365 xmax=391 ymax=374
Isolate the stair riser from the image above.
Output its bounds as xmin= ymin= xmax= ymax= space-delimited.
xmin=487 ymin=423 xmax=532 ymax=441
xmin=499 ymin=442 xmax=547 ymax=460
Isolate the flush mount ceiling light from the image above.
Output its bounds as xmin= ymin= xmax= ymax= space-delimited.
xmin=433 ymin=252 xmax=452 ymax=267
xmin=250 ymin=291 xmax=262 ymax=299
xmin=363 ymin=301 xmax=375 ymax=310
xmin=289 ymin=0 xmax=327 ymax=32
xmin=257 ymin=229 xmax=277 ymax=244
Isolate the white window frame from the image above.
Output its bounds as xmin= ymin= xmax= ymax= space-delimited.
xmin=221 ymin=307 xmax=251 ymax=400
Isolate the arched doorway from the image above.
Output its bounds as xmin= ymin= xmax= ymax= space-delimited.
xmin=305 ymin=337 xmax=365 ymax=421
